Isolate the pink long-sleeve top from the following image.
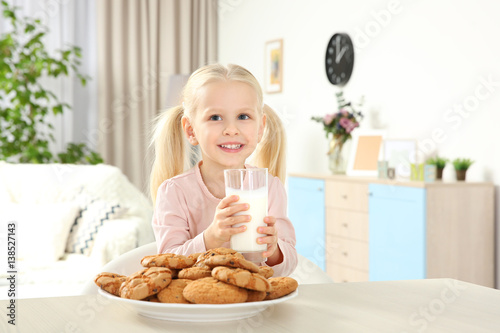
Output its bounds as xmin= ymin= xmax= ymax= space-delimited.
xmin=152 ymin=163 xmax=298 ymax=277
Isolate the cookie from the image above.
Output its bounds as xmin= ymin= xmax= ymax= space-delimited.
xmin=141 ymin=253 xmax=194 ymax=269
xmin=94 ymin=272 xmax=127 ymax=296
xmin=157 ymin=279 xmax=192 ymax=304
xmin=204 ymin=254 xmax=260 ymax=273
xmin=170 ymin=269 xmax=179 ymax=279
xmin=246 ymin=290 xmax=267 ymax=302
xmin=144 ymin=295 xmax=160 ymax=302
xmin=258 ymin=266 xmax=274 ymax=279
xmin=187 ymin=252 xmax=203 ymax=262
xmin=178 ymin=267 xmax=212 ymax=280
xmin=194 ymin=248 xmax=241 ymax=267
xmin=265 ymin=277 xmax=298 ymax=300
xmin=119 ymin=267 xmax=172 ymax=300
xmin=182 ymin=277 xmax=248 ymax=304
xmin=211 ymin=266 xmax=271 ymax=292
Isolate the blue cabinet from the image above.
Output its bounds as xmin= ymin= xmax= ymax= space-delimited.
xmin=288 ymin=175 xmax=494 ymax=287
xmin=287 ymin=176 xmax=325 ymax=270
xmin=369 ymin=184 xmax=426 ymax=281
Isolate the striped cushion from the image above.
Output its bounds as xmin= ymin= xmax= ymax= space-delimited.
xmin=66 ymin=195 xmax=128 ymax=256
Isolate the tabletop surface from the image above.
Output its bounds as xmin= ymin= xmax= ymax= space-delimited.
xmin=1 ymin=278 xmax=499 ymax=333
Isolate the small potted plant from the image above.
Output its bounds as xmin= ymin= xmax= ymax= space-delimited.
xmin=452 ymin=158 xmax=474 ymax=181
xmin=426 ymin=156 xmax=448 ymax=180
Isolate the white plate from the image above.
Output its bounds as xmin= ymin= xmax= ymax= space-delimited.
xmin=98 ymin=288 xmax=298 ymax=322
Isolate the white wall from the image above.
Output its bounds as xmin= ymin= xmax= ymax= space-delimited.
xmin=218 ymin=0 xmax=500 ymax=285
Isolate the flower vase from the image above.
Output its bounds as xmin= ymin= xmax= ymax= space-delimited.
xmin=328 ymin=138 xmax=350 ymax=174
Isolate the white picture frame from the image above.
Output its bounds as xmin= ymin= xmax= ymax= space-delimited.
xmin=383 ymin=139 xmax=418 ymax=179
xmin=346 ymin=130 xmax=386 ymax=176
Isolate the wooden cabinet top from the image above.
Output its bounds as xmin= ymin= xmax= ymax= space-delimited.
xmin=288 ymin=173 xmax=494 ymax=188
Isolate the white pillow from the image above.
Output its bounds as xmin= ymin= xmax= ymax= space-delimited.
xmin=1 ymin=203 xmax=80 ymax=262
xmin=65 ymin=193 xmax=128 ymax=256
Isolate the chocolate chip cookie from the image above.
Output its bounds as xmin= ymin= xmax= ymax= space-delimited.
xmin=265 ymin=277 xmax=298 ymax=300
xmin=258 ymin=266 xmax=274 ymax=279
xmin=193 ymin=248 xmax=242 ymax=268
xmin=204 ymin=254 xmax=260 ymax=273
xmin=182 ymin=277 xmax=248 ymax=304
xmin=119 ymin=267 xmax=172 ymax=300
xmin=178 ymin=266 xmax=212 ymax=280
xmin=157 ymin=279 xmax=192 ymax=304
xmin=141 ymin=253 xmax=194 ymax=269
xmin=94 ymin=272 xmax=127 ymax=296
xmin=211 ymin=266 xmax=271 ymax=292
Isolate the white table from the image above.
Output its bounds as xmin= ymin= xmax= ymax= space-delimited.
xmin=1 ymin=279 xmax=499 ymax=332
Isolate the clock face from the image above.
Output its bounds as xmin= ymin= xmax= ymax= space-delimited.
xmin=325 ymin=33 xmax=354 ymax=86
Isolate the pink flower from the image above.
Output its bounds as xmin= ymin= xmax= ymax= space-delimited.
xmin=339 ymin=117 xmax=350 ymax=128
xmin=348 ymin=121 xmax=360 ymax=133
xmin=323 ymin=114 xmax=335 ymax=126
xmin=339 ymin=118 xmax=359 ymax=133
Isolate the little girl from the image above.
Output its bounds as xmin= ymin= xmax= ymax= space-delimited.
xmin=149 ymin=63 xmax=297 ymax=276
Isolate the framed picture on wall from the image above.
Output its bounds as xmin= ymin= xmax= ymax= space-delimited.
xmin=264 ymin=39 xmax=283 ymax=93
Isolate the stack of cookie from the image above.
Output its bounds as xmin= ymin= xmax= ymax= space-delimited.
xmin=94 ymin=248 xmax=298 ymax=304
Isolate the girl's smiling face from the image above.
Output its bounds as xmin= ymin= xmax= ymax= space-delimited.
xmin=182 ymin=80 xmax=266 ymax=170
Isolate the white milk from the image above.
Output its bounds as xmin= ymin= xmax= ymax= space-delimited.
xmin=226 ymin=186 xmax=268 ymax=252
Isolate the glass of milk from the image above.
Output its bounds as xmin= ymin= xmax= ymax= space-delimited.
xmin=224 ymin=168 xmax=268 ymax=263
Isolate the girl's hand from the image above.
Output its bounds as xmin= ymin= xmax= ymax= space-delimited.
xmin=204 ymin=195 xmax=250 ymax=249
xmin=257 ymin=216 xmax=280 ymax=259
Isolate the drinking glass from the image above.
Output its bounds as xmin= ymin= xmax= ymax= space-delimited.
xmin=224 ymin=168 xmax=268 ymax=263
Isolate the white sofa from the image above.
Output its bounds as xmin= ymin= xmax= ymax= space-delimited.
xmin=0 ymin=162 xmax=154 ymax=299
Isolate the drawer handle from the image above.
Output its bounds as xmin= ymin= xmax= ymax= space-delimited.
xmin=342 ymin=279 xmax=348 ymax=283
xmin=318 ymin=187 xmax=323 ymax=192
xmin=342 ymin=251 xmax=348 ymax=257
xmin=341 ymin=195 xmax=348 ymax=199
xmin=342 ymin=223 xmax=348 ymax=228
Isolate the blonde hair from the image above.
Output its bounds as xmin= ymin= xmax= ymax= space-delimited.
xmin=150 ymin=64 xmax=286 ymax=204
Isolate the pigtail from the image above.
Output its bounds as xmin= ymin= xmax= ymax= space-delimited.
xmin=149 ymin=105 xmax=188 ymax=204
xmin=252 ymin=104 xmax=287 ymax=184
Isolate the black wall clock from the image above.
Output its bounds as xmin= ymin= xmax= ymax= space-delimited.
xmin=325 ymin=33 xmax=354 ymax=86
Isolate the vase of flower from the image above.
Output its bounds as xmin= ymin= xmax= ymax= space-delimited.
xmin=328 ymin=136 xmax=350 ymax=174
xmin=312 ymin=91 xmax=363 ymax=174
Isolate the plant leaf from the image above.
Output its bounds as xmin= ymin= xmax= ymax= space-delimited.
xmin=52 ymin=105 xmax=63 ymax=115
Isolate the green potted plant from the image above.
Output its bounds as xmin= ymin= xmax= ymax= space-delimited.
xmin=0 ymin=1 xmax=102 ymax=164
xmin=425 ymin=156 xmax=448 ymax=180
xmin=452 ymin=158 xmax=474 ymax=181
